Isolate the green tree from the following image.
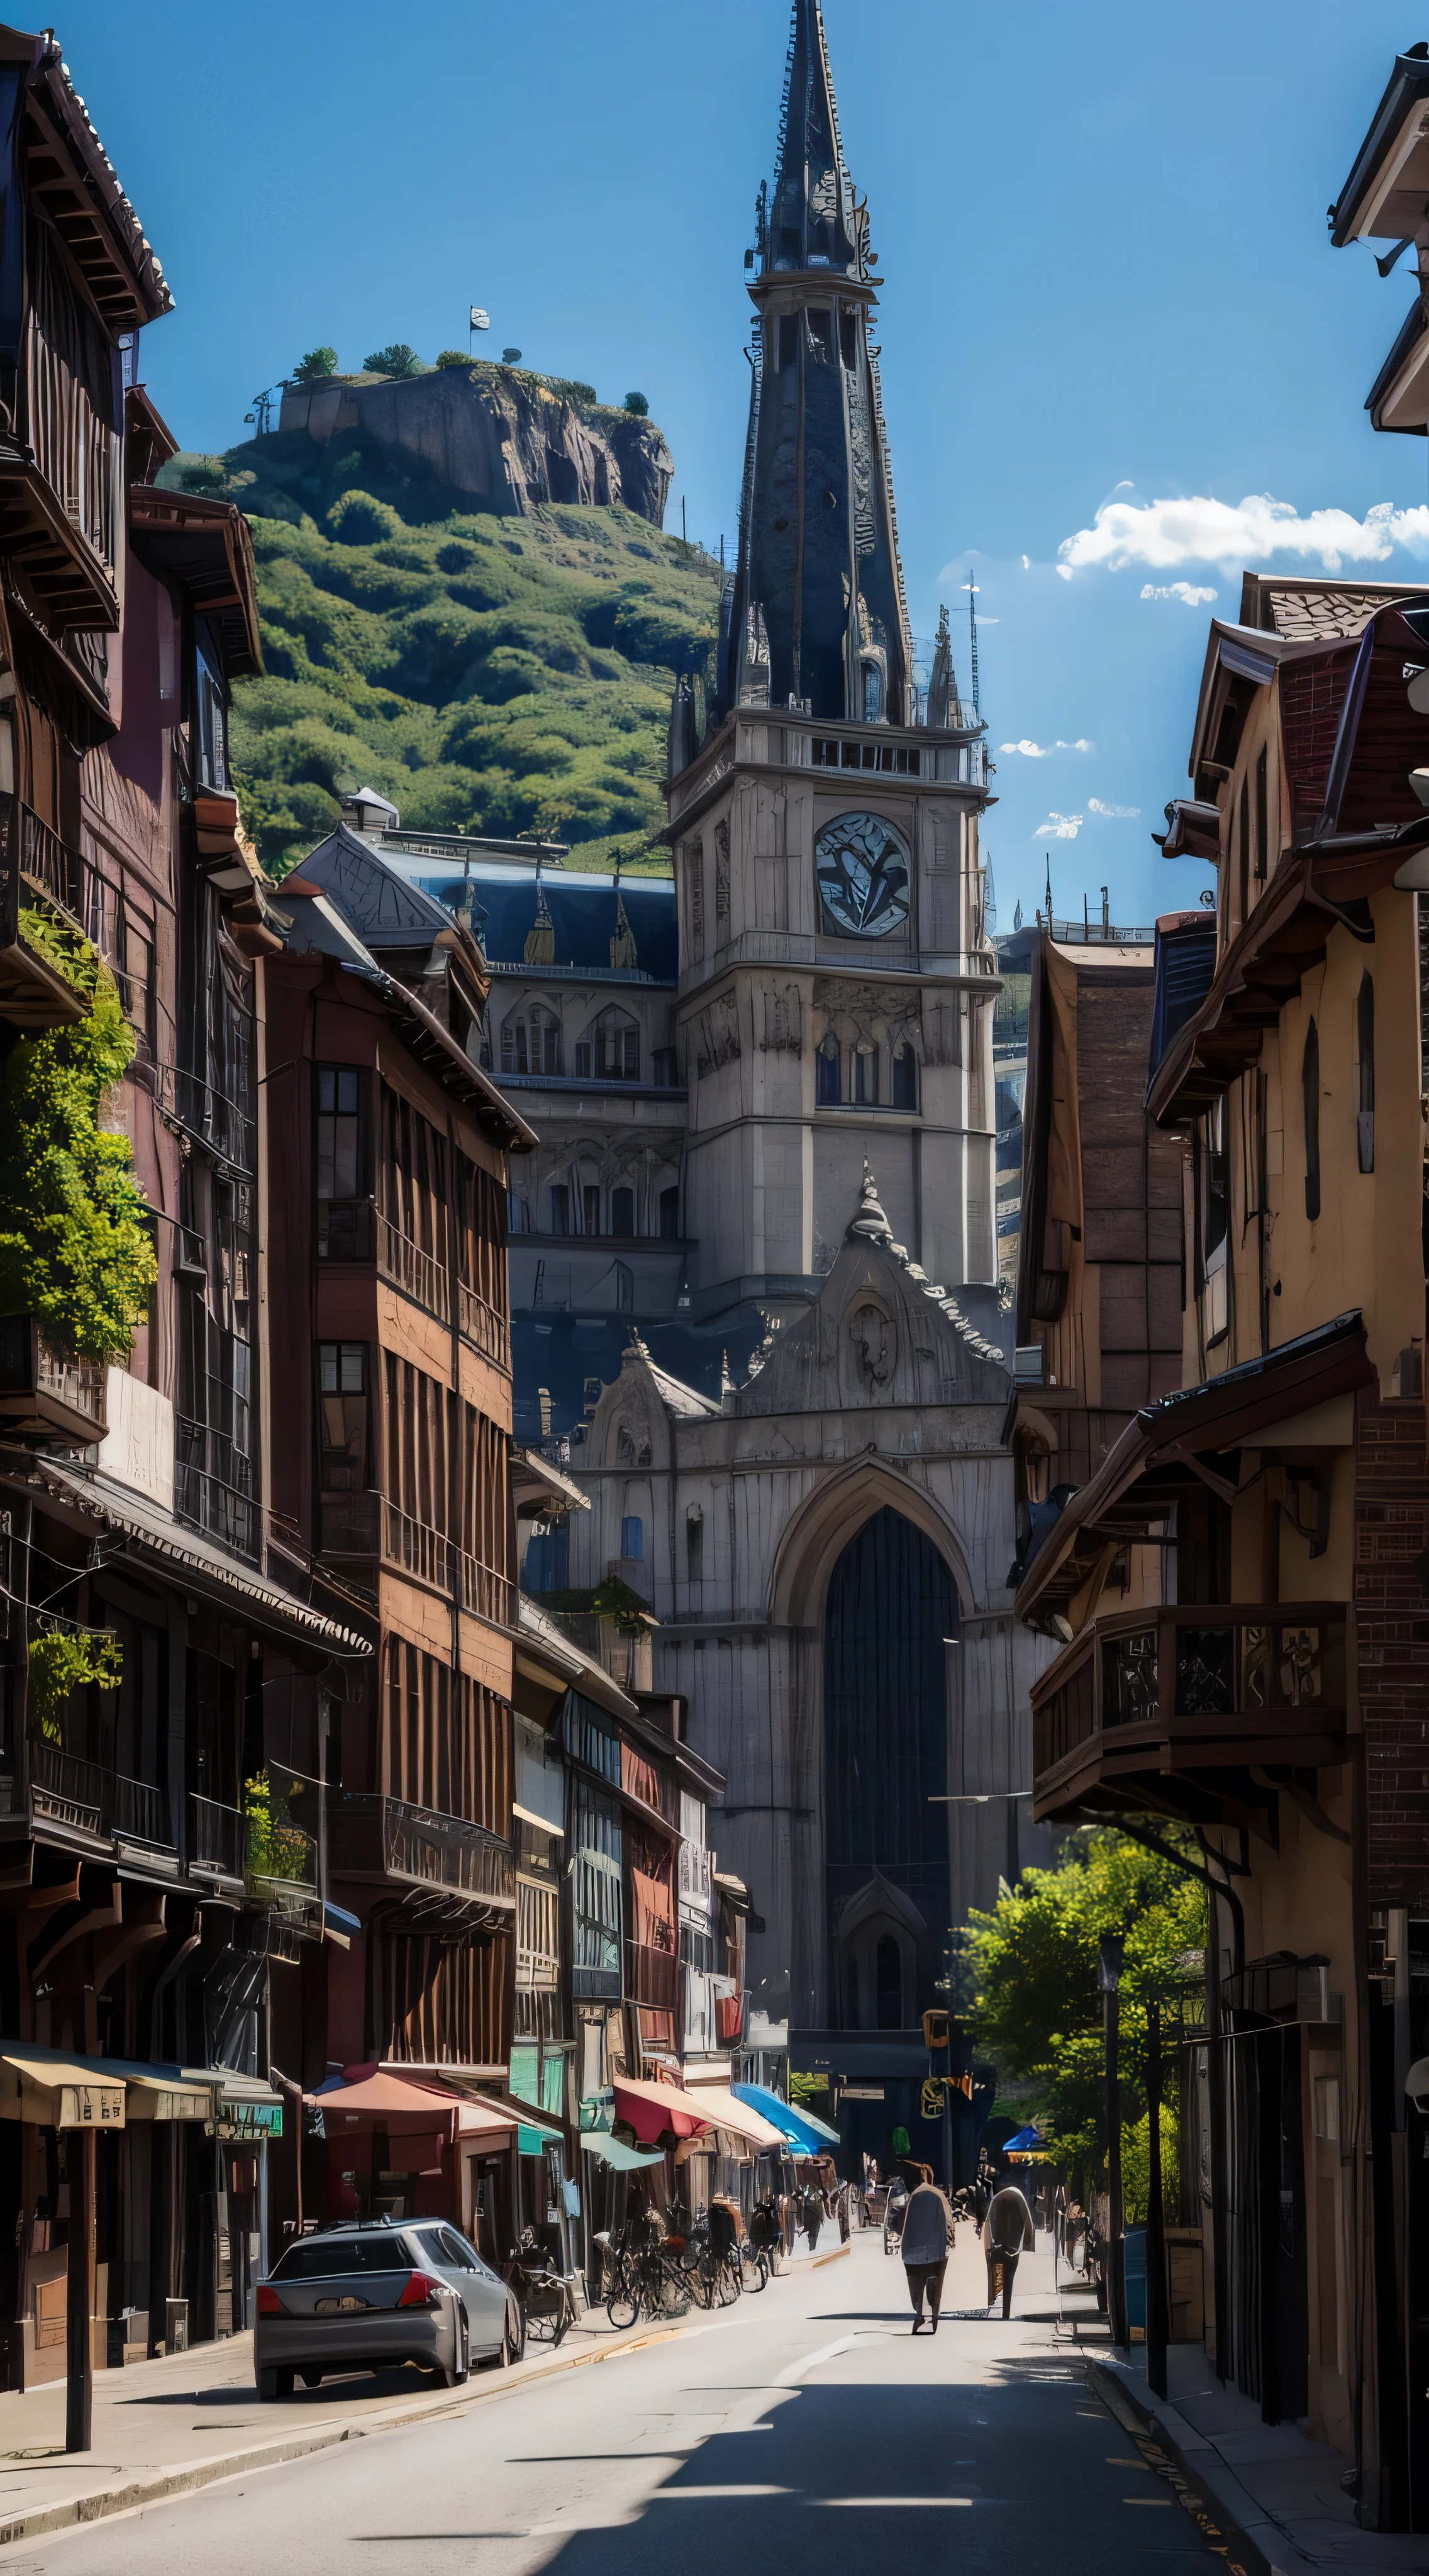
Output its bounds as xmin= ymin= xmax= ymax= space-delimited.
xmin=292 ymin=345 xmax=338 ymax=384
xmin=965 ymin=1826 xmax=1204 ymax=2188
xmin=623 ymin=391 xmax=650 ymax=416
xmin=364 ymin=343 xmax=425 ymax=379
xmin=0 ymin=916 xmax=158 ymax=1360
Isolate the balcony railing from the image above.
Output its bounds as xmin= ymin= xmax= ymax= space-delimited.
xmin=1031 ymin=1602 xmax=1348 ymax=1823
xmin=457 ymin=1544 xmax=514 ymax=1629
xmin=0 ymin=1317 xmax=106 ymax=1446
xmin=28 ymin=1742 xmax=169 ymax=1852
xmin=458 ymin=1279 xmax=510 ymax=1370
xmin=377 ymin=1211 xmax=449 ymax=1324
xmin=188 ymin=1792 xmax=246 ymax=1883
xmin=382 ymin=1497 xmax=451 ymax=1592
xmin=325 ymin=1785 xmax=514 ymax=1906
xmin=154 ymin=1063 xmax=255 ymax=1176
xmin=624 ymin=1938 xmax=678 ymax=2012
xmin=245 ymin=1811 xmax=320 ymax=1918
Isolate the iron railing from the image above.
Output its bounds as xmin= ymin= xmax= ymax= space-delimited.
xmin=457 ymin=1544 xmax=513 ymax=1629
xmin=28 ymin=1742 xmax=169 ymax=1848
xmin=458 ymin=1278 xmax=509 ymax=1368
xmin=325 ymin=1785 xmax=514 ymax=1904
xmin=319 ymin=1491 xmax=381 ymax=1555
xmin=175 ymin=1416 xmax=257 ymax=1560
xmin=154 ymin=1062 xmax=255 ymax=1175
xmin=32 ymin=1336 xmax=106 ymax=1431
xmin=382 ymin=1497 xmax=450 ymax=1592
xmin=188 ymin=1792 xmax=245 ymax=1881
xmin=377 ymin=1211 xmax=449 ymax=1323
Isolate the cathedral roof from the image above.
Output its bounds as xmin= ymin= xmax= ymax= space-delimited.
xmin=374 ymin=851 xmax=679 ymax=985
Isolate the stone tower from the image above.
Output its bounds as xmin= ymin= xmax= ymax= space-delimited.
xmin=669 ymin=0 xmax=998 ymax=1326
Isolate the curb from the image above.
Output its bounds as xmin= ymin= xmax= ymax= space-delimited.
xmin=1084 ymin=2354 xmax=1311 ymax=2576
xmin=0 ymin=2309 xmax=699 ymax=2550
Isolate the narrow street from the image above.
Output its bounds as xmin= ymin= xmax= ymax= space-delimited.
xmin=5 ymin=2230 xmax=1214 ymax=2576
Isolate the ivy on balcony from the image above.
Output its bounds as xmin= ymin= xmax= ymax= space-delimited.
xmin=28 ymin=1625 xmax=123 ymax=1745
xmin=0 ymin=911 xmax=157 ymax=1362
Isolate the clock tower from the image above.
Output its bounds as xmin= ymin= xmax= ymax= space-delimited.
xmin=667 ymin=0 xmax=998 ymax=1321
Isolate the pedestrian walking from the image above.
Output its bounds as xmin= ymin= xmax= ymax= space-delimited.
xmin=984 ymin=2182 xmax=1035 ymax=2318
xmin=901 ymin=2177 xmax=956 ymax=2333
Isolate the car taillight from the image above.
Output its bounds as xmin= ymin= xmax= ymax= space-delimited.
xmin=256 ymin=2284 xmax=281 ymax=2316
xmin=398 ymin=2270 xmax=442 ymax=2309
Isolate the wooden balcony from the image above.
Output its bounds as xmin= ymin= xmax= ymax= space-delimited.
xmin=0 ymin=795 xmax=95 ymax=1032
xmin=1031 ymin=1602 xmax=1348 ymax=1829
xmin=325 ymin=1785 xmax=514 ymax=1916
xmin=0 ymin=1317 xmax=106 ymax=1446
xmin=25 ymin=1741 xmax=175 ymax=1869
xmin=625 ymin=1937 xmax=678 ymax=2012
xmin=0 ymin=441 xmax=120 ymax=633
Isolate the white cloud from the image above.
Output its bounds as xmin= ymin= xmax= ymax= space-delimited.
xmin=1087 ymin=797 xmax=1140 ymax=818
xmin=1021 ymin=553 xmax=1031 ymax=570
xmin=1033 ymin=812 xmax=1084 ymax=840
xmin=999 ymin=737 xmax=1094 ymax=758
xmin=1059 ymin=491 xmax=1429 ymax=579
xmin=1140 ymin=580 xmax=1218 ymax=606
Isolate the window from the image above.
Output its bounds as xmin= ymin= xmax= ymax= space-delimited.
xmin=687 ymin=838 xmax=704 ymax=959
xmin=574 ymin=1040 xmax=592 ymax=1078
xmin=316 ymin=1067 xmax=363 ymax=1201
xmin=582 ymin=1184 xmax=601 ymax=1234
xmin=777 ymin=313 xmax=799 ymax=370
xmin=548 ymin=1183 xmax=570 ymax=1234
xmin=194 ymin=636 xmax=227 ymax=790
xmin=686 ymin=1506 xmax=703 ymax=1582
xmin=1303 ymin=1018 xmax=1321 ymax=1222
xmin=840 ymin=307 xmax=858 ymax=369
xmin=1357 ymin=974 xmax=1374 ymax=1174
xmin=852 ymin=1041 xmax=878 ymax=1105
xmin=501 ymin=1004 xmax=562 ymax=1077
xmin=621 ymin=1516 xmax=644 ymax=1560
xmin=523 ymin=1518 xmax=569 ymax=1591
xmin=1255 ymin=745 xmax=1268 ymax=881
xmin=876 ymin=1934 xmax=902 ymax=2031
xmin=318 ymin=1343 xmax=368 ymax=1492
xmin=806 ymin=308 xmax=831 ymax=364
xmin=891 ymin=1045 xmax=918 ymax=1111
xmin=506 ymin=1190 xmax=529 ymax=1235
xmin=590 ymin=1008 xmax=640 ymax=1083
xmin=611 ymin=1187 xmax=635 ymax=1237
xmin=862 ymin=662 xmax=882 ymax=723
xmin=659 ymin=1185 xmax=680 ymax=1240
xmin=816 ymin=1033 xmax=841 ymax=1105
xmin=1237 ymin=781 xmax=1250 ymax=928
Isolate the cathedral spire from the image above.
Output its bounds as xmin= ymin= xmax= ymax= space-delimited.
xmin=719 ymin=0 xmax=911 ymax=730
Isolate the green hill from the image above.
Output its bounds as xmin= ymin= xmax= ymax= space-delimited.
xmin=162 ymin=425 xmax=721 ymax=879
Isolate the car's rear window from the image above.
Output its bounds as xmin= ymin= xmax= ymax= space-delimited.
xmin=272 ymin=2233 xmax=415 ymax=2279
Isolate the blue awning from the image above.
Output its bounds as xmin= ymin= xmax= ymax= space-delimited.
xmin=731 ymin=2080 xmax=839 ymax=2153
xmin=1002 ymin=2124 xmax=1044 ymax=2153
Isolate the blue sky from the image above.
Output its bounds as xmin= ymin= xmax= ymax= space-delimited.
xmin=55 ymin=0 xmax=1429 ymax=923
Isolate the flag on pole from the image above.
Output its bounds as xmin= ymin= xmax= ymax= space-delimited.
xmin=470 ymin=306 xmax=490 ymax=331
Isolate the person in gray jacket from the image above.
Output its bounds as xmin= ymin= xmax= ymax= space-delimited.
xmin=984 ymin=2182 xmax=1035 ymax=2316
xmin=900 ymin=2179 xmax=956 ymax=2333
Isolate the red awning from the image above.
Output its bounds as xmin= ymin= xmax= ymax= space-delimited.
xmin=613 ymin=2075 xmax=713 ymax=2145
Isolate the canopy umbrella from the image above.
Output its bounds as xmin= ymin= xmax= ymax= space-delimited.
xmin=582 ymin=2132 xmax=664 ymax=2172
xmin=731 ymin=2079 xmax=840 ymax=2153
xmin=611 ymin=2075 xmax=713 ymax=2146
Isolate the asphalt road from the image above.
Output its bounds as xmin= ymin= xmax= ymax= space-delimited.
xmin=8 ymin=2225 xmax=1216 ymax=2575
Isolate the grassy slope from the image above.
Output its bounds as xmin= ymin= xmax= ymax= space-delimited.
xmin=164 ymin=420 xmax=720 ymax=879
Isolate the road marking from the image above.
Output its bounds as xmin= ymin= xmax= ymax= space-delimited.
xmin=816 ymin=2497 xmax=976 ymax=2509
xmin=774 ymin=2333 xmax=887 ymax=2385
xmin=649 ymin=2485 xmax=791 ymax=2501
xmin=1123 ymin=2497 xmax=1176 ymax=2506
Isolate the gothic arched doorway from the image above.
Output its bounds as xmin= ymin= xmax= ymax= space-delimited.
xmin=823 ymin=1506 xmax=957 ymax=2034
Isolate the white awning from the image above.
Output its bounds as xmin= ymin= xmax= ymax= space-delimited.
xmin=0 ymin=2050 xmax=125 ymax=2129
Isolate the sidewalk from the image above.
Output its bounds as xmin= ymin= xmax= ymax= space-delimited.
xmin=0 ymin=2233 xmax=850 ymax=2548
xmin=1055 ymin=2267 xmax=1428 ymax=2576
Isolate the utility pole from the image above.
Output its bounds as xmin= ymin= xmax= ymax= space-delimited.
xmin=1099 ymin=1930 xmax=1127 ymax=2347
xmin=1146 ymin=1992 xmax=1170 ymax=2398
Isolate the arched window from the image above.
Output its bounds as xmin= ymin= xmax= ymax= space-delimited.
xmin=852 ymin=1040 xmax=878 ymax=1105
xmin=876 ymin=1934 xmax=902 ymax=2031
xmin=892 ymin=1043 xmax=918 ymax=1111
xmin=816 ymin=1032 xmax=841 ymax=1106
xmin=1357 ymin=974 xmax=1374 ymax=1174
xmin=581 ymin=1006 xmax=640 ymax=1084
xmin=500 ymin=1002 xmax=562 ymax=1078
xmin=1303 ymin=1017 xmax=1320 ymax=1221
xmin=611 ymin=1186 xmax=635 ymax=1236
xmin=621 ymin=1514 xmax=644 ymax=1561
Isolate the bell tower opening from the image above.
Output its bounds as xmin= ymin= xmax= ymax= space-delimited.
xmin=824 ymin=1506 xmax=957 ymax=2033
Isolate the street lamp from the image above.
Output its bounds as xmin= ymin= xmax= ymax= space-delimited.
xmin=1099 ymin=1931 xmax=1127 ymax=2348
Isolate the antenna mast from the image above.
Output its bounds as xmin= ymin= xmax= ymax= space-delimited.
xmin=963 ymin=575 xmax=981 ymax=721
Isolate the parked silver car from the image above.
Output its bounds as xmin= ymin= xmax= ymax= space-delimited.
xmin=255 ymin=2218 xmax=525 ymax=2397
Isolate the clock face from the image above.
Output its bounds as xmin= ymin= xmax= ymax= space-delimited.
xmin=815 ymin=811 xmax=911 ymax=939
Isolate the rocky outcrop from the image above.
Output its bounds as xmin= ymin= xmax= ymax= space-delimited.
xmin=276 ymin=365 xmax=672 ymax=526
